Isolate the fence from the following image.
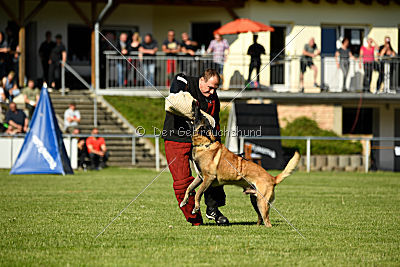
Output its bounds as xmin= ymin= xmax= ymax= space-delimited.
xmin=238 ymin=136 xmax=400 ymax=173
xmin=0 ymin=133 xmax=162 ymax=171
xmin=104 ymin=52 xmax=400 ymax=93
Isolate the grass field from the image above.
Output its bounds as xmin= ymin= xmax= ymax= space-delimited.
xmin=1 ymin=168 xmax=399 ymax=266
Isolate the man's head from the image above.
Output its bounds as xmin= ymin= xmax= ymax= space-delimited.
xmin=45 ymin=31 xmax=52 ymax=41
xmin=72 ymin=128 xmax=80 ymax=135
xmin=199 ymin=69 xmax=220 ymax=98
xmin=119 ymin=33 xmax=127 ymax=42
xmin=214 ymin=33 xmax=222 ymax=41
xmin=7 ymin=71 xmax=15 ymax=81
xmin=69 ymin=102 xmax=76 ymax=111
xmin=253 ymin=35 xmax=258 ymax=43
xmin=342 ymin=37 xmax=349 ymax=47
xmin=308 ymin=38 xmax=315 ymax=47
xmin=55 ymin=34 xmax=62 ymax=44
xmin=92 ymin=127 xmax=99 ymax=135
xmin=144 ymin=33 xmax=153 ymax=44
xmin=182 ymin=32 xmax=189 ymax=41
xmin=27 ymin=79 xmax=35 ymax=89
xmin=167 ymin=30 xmax=175 ymax=41
xmin=9 ymin=102 xmax=16 ymax=112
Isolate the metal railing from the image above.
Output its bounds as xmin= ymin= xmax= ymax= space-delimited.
xmin=104 ymin=52 xmax=400 ymax=93
xmin=238 ymin=135 xmax=400 ymax=173
xmin=0 ymin=133 xmax=162 ymax=171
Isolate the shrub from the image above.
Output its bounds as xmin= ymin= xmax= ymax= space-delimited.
xmin=281 ymin=117 xmax=362 ymax=155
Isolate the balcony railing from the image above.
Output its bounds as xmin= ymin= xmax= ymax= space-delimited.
xmin=103 ymin=51 xmax=400 ymax=93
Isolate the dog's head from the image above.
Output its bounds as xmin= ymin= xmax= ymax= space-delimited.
xmin=191 ymin=100 xmax=216 ymax=146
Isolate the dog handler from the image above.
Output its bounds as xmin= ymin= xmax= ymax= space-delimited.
xmin=162 ymin=69 xmax=229 ymax=226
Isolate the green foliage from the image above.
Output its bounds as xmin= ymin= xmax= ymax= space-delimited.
xmin=281 ymin=116 xmax=363 ymax=155
xmin=104 ymin=96 xmax=230 ymax=155
xmin=1 ymin=169 xmax=399 ymax=265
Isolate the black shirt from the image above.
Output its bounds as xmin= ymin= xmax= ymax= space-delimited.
xmin=6 ymin=109 xmax=26 ymax=127
xmin=141 ymin=41 xmax=158 ymax=57
xmin=39 ymin=41 xmax=56 ymax=61
xmin=162 ymin=39 xmax=180 ymax=56
xmin=337 ymin=47 xmax=351 ymax=63
xmin=50 ymin=43 xmax=66 ymax=63
xmin=180 ymin=39 xmax=197 ymax=56
xmin=247 ymin=43 xmax=265 ymax=63
xmin=162 ymin=75 xmax=220 ymax=143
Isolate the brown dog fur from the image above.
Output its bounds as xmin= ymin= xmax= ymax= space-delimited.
xmin=180 ymin=103 xmax=300 ymax=227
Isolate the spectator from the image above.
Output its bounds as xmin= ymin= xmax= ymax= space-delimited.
xmin=0 ymin=31 xmax=8 ymax=79
xmin=300 ymin=37 xmax=320 ymax=92
xmin=207 ymin=33 xmax=229 ymax=75
xmin=39 ymin=31 xmax=55 ymax=84
xmin=162 ymin=30 xmax=180 ymax=86
xmin=48 ymin=34 xmax=66 ymax=90
xmin=246 ymin=34 xmax=265 ymax=86
xmin=376 ymin=36 xmax=397 ymax=91
xmin=86 ymin=127 xmax=109 ymax=170
xmin=0 ymin=80 xmax=6 ymax=102
xmin=116 ymin=32 xmax=129 ymax=87
xmin=139 ymin=33 xmax=158 ymax=86
xmin=2 ymin=71 xmax=19 ymax=101
xmin=128 ymin=32 xmax=141 ymax=86
xmin=180 ymin=32 xmax=198 ymax=74
xmin=22 ymin=79 xmax=40 ymax=119
xmin=73 ymin=128 xmax=88 ymax=170
xmin=359 ymin=38 xmax=377 ymax=92
xmin=335 ymin=37 xmax=354 ymax=92
xmin=6 ymin=27 xmax=18 ymax=77
xmin=63 ymin=102 xmax=81 ymax=132
xmin=5 ymin=102 xmax=28 ymax=134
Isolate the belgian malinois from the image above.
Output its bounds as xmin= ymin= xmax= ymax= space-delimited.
xmin=180 ymin=102 xmax=300 ymax=227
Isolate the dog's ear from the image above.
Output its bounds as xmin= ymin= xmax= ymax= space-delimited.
xmin=192 ymin=100 xmax=201 ymax=119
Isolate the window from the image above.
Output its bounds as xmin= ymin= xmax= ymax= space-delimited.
xmin=342 ymin=108 xmax=373 ymax=134
xmin=67 ymin=25 xmax=91 ymax=62
xmin=191 ymin=22 xmax=221 ymax=49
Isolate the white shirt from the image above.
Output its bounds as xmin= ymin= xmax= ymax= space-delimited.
xmin=64 ymin=108 xmax=81 ymax=129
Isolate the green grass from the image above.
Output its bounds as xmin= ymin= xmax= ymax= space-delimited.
xmin=1 ymin=168 xmax=399 ymax=266
xmin=104 ymin=96 xmax=230 ymax=155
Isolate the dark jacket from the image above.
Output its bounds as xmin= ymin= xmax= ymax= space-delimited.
xmin=162 ymin=75 xmax=220 ymax=143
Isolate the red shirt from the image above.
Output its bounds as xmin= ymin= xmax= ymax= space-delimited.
xmin=86 ymin=136 xmax=105 ymax=154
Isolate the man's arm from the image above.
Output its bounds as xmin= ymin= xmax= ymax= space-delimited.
xmin=8 ymin=120 xmax=22 ymax=131
xmin=23 ymin=118 xmax=28 ymax=132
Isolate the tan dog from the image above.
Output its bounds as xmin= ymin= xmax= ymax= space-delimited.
xmin=180 ymin=103 xmax=300 ymax=227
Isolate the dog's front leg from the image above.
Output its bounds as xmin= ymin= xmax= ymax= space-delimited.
xmin=180 ymin=176 xmax=202 ymax=208
xmin=192 ymin=175 xmax=215 ymax=214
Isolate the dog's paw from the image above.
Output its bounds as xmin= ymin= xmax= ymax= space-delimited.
xmin=180 ymin=199 xmax=188 ymax=208
xmin=192 ymin=207 xmax=200 ymax=214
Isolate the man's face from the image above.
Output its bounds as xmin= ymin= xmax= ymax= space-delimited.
xmin=182 ymin=33 xmax=188 ymax=41
xmin=9 ymin=103 xmax=16 ymax=112
xmin=28 ymin=81 xmax=34 ymax=89
xmin=309 ymin=38 xmax=315 ymax=47
xmin=69 ymin=104 xmax=75 ymax=111
xmin=168 ymin=31 xmax=175 ymax=40
xmin=214 ymin=34 xmax=221 ymax=41
xmin=199 ymin=76 xmax=219 ymax=98
xmin=56 ymin=38 xmax=61 ymax=44
xmin=92 ymin=128 xmax=99 ymax=135
xmin=120 ymin=33 xmax=127 ymax=42
xmin=72 ymin=128 xmax=80 ymax=135
xmin=144 ymin=35 xmax=151 ymax=44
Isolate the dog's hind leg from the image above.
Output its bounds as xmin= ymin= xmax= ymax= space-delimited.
xmin=250 ymin=195 xmax=263 ymax=226
xmin=255 ymin=185 xmax=274 ymax=227
xmin=180 ymin=176 xmax=202 ymax=208
xmin=192 ymin=175 xmax=215 ymax=214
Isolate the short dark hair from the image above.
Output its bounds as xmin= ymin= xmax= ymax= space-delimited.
xmin=69 ymin=102 xmax=76 ymax=106
xmin=55 ymin=34 xmax=62 ymax=39
xmin=201 ymin=69 xmax=220 ymax=84
xmin=45 ymin=31 xmax=51 ymax=37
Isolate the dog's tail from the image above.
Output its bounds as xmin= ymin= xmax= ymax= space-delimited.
xmin=275 ymin=151 xmax=300 ymax=185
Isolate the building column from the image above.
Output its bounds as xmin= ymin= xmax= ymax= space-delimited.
xmin=18 ymin=26 xmax=25 ymax=86
xmin=378 ymin=104 xmax=395 ymax=171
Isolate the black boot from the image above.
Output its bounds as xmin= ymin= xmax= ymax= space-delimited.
xmin=206 ymin=207 xmax=229 ymax=226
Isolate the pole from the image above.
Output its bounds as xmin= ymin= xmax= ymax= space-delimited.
xmin=306 ymin=138 xmax=311 ymax=173
xmin=239 ymin=136 xmax=244 ymax=154
xmin=18 ymin=26 xmax=25 ymax=87
xmin=131 ymin=135 xmax=136 ymax=165
xmin=365 ymin=139 xmax=370 ymax=173
xmin=155 ymin=136 xmax=160 ymax=171
xmin=61 ymin=61 xmax=65 ymax=96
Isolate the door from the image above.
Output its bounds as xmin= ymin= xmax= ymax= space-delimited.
xmin=191 ymin=22 xmax=221 ymax=49
xmin=270 ymin=26 xmax=285 ymax=85
xmin=26 ymin=22 xmax=37 ymax=80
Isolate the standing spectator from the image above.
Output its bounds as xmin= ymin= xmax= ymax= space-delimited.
xmin=116 ymin=32 xmax=129 ymax=87
xmin=180 ymin=32 xmax=198 ymax=74
xmin=86 ymin=127 xmax=109 ymax=170
xmin=139 ymin=34 xmax=158 ymax=87
xmin=39 ymin=31 xmax=55 ymax=84
xmin=359 ymin=38 xmax=377 ymax=92
xmin=2 ymin=71 xmax=19 ymax=101
xmin=63 ymin=102 xmax=81 ymax=132
xmin=72 ymin=128 xmax=88 ymax=170
xmin=0 ymin=32 xmax=9 ymax=79
xmin=22 ymin=79 xmax=40 ymax=119
xmin=376 ymin=36 xmax=397 ymax=91
xmin=335 ymin=37 xmax=354 ymax=92
xmin=128 ymin=32 xmax=141 ymax=86
xmin=299 ymin=38 xmax=320 ymax=92
xmin=48 ymin=34 xmax=66 ymax=90
xmin=207 ymin=33 xmax=229 ymax=75
xmin=5 ymin=27 xmax=18 ymax=76
xmin=5 ymin=102 xmax=28 ymax=134
xmin=0 ymin=80 xmax=6 ymax=102
xmin=162 ymin=30 xmax=180 ymax=86
xmin=246 ymin=35 xmax=265 ymax=86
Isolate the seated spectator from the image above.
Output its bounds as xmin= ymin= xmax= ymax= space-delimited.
xmin=5 ymin=102 xmax=28 ymax=134
xmin=63 ymin=102 xmax=80 ymax=132
xmin=0 ymin=80 xmax=6 ymax=102
xmin=86 ymin=127 xmax=109 ymax=170
xmin=2 ymin=71 xmax=19 ymax=101
xmin=72 ymin=128 xmax=88 ymax=170
xmin=22 ymin=79 xmax=40 ymax=118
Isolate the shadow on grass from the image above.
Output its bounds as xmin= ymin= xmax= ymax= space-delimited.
xmin=202 ymin=219 xmax=284 ymax=227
